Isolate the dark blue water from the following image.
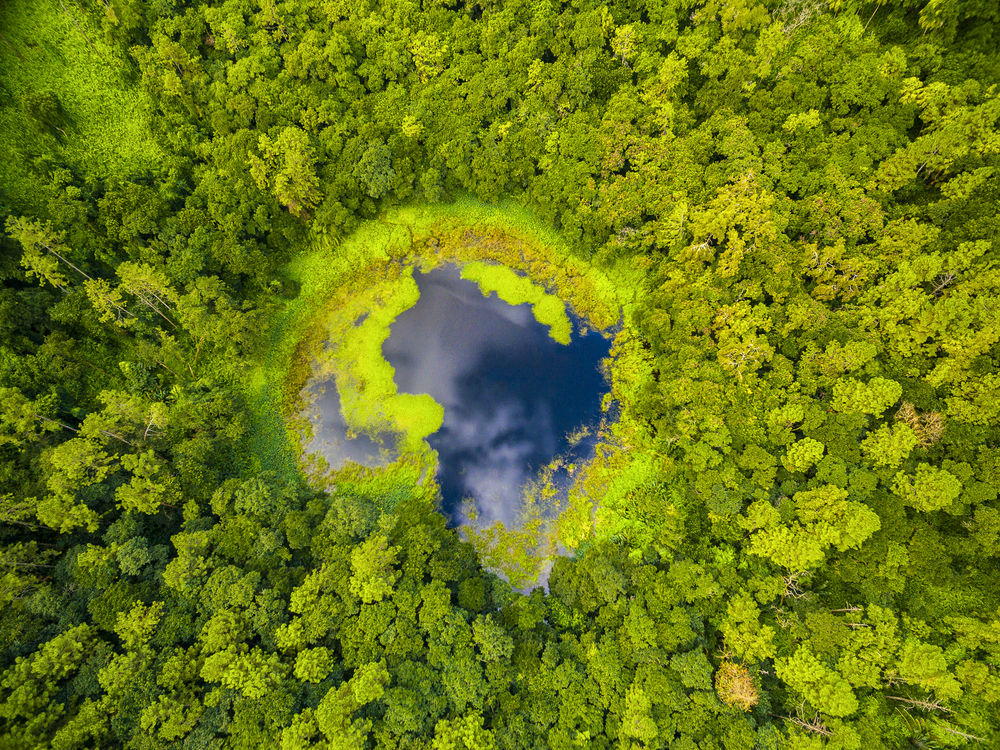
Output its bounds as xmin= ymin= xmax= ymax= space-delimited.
xmin=382 ymin=265 xmax=611 ymax=526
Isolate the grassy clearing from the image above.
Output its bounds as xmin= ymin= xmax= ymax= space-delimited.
xmin=0 ymin=0 xmax=162 ymax=209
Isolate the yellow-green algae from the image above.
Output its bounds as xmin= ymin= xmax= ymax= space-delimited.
xmin=246 ymin=195 xmax=660 ymax=585
xmin=459 ymin=262 xmax=572 ymax=345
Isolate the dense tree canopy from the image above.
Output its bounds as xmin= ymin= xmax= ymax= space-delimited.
xmin=1 ymin=0 xmax=999 ymax=747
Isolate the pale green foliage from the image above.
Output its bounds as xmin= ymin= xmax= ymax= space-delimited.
xmin=783 ymin=108 xmax=822 ymax=132
xmin=198 ymin=610 xmax=245 ymax=654
xmin=594 ymin=454 xmax=684 ymax=557
xmin=158 ymin=648 xmax=203 ymax=691
xmin=34 ymin=495 xmax=101 ymax=534
xmin=837 ymin=605 xmax=902 ymax=689
xmin=794 ymin=486 xmax=881 ymax=552
xmin=0 ymin=624 xmax=95 ymax=736
xmin=713 ymin=298 xmax=776 ymax=379
xmin=431 ymin=713 xmax=497 ymax=749
xmin=44 ymin=437 xmax=115 ymax=496
xmin=893 ymin=463 xmax=963 ymax=511
xmin=832 ymin=377 xmax=902 ymax=416
xmin=116 ymin=262 xmax=178 ymax=319
xmin=116 ymin=536 xmax=154 ymax=573
xmin=410 ymin=31 xmax=449 ymax=83
xmin=86 ymin=279 xmax=136 ymax=328
xmin=294 ymin=647 xmax=335 ymax=683
xmin=814 ymin=340 xmax=878 ymax=375
xmin=768 ymin=402 xmax=805 ymax=444
xmin=251 ymin=127 xmax=322 ymax=217
xmin=280 ymin=709 xmax=321 ymax=750
xmin=277 ymin=565 xmax=340 ymax=650
xmin=25 ymin=625 xmax=94 ymax=681
xmin=313 ymin=661 xmax=390 ymax=743
xmin=611 ymin=24 xmax=637 ymax=67
xmin=625 ymin=602 xmax=658 ymax=651
xmin=162 ymin=530 xmax=211 ymax=596
xmin=0 ymin=388 xmax=60 ymax=446
xmin=49 ymin=698 xmax=111 ymax=748
xmin=36 ymin=436 xmax=114 ymax=532
xmin=776 ymin=647 xmax=858 ymax=718
xmin=472 ymin=615 xmax=514 ymax=663
xmin=860 ymin=423 xmax=919 ymax=468
xmin=670 ymin=649 xmax=714 ymax=690
xmin=620 ymin=684 xmax=658 ymax=742
xmin=462 ymin=517 xmax=548 ymax=590
xmin=945 ymin=612 xmax=1000 ymax=657
xmin=768 ymin=403 xmax=805 ymax=430
xmin=140 ymin=693 xmax=204 ymax=740
xmin=721 ymin=592 xmax=776 ymax=662
xmin=898 ymin=639 xmax=963 ymax=701
xmin=873 ymin=84 xmax=1000 ymax=191
xmin=742 ymin=499 xmax=821 ymax=568
xmin=956 ymin=659 xmax=1000 ymax=699
xmin=742 ymin=485 xmax=880 ymax=569
xmin=7 ymin=216 xmax=74 ymax=289
xmin=115 ymin=601 xmax=164 ymax=651
xmin=349 ymin=534 xmax=401 ymax=603
xmin=98 ymin=651 xmax=146 ymax=701
xmin=687 ymin=170 xmax=780 ymax=282
xmin=115 ymin=451 xmax=181 ymax=514
xmin=783 ymin=437 xmax=825 ymax=472
xmin=199 ymin=645 xmax=286 ymax=699
xmin=554 ymin=489 xmax=596 ymax=551
xmin=641 ymin=52 xmax=687 ymax=130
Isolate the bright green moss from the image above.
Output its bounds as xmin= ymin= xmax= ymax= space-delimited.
xmin=460 ymin=261 xmax=572 ymax=344
xmin=310 ymin=269 xmax=444 ymax=453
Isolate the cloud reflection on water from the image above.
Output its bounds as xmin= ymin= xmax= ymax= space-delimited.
xmin=300 ymin=379 xmax=395 ymax=470
xmin=382 ymin=265 xmax=611 ymax=526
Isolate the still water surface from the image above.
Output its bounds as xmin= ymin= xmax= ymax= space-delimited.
xmin=304 ymin=265 xmax=611 ymax=526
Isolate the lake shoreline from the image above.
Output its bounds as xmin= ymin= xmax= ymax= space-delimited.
xmin=244 ymin=196 xmax=662 ymax=585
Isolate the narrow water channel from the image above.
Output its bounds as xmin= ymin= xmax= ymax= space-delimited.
xmin=383 ymin=265 xmax=611 ymax=525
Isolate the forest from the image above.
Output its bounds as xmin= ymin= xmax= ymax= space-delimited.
xmin=1 ymin=0 xmax=999 ymax=746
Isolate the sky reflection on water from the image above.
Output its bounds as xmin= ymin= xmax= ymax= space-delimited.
xmin=300 ymin=378 xmax=396 ymax=470
xmin=382 ymin=265 xmax=611 ymax=525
